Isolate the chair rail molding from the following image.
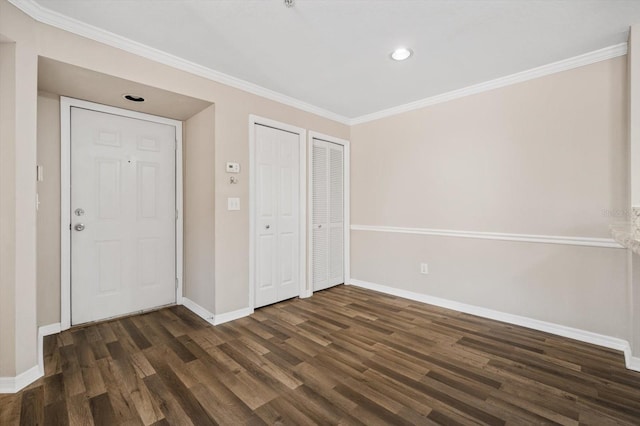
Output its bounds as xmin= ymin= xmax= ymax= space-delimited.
xmin=351 ymin=224 xmax=624 ymax=249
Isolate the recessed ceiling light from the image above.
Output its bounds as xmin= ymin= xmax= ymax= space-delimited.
xmin=391 ymin=47 xmax=413 ymax=61
xmin=123 ymin=94 xmax=145 ymax=102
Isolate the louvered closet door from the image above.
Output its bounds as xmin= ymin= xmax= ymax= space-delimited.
xmin=312 ymin=139 xmax=344 ymax=292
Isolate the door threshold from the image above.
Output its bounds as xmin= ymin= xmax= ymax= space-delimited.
xmin=70 ymin=302 xmax=177 ymax=329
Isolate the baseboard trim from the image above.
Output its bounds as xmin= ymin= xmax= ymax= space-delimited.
xmin=351 ymin=224 xmax=623 ymax=249
xmin=626 ymin=353 xmax=640 ymax=371
xmin=1 ymin=322 xmax=61 ymax=392
xmin=0 ymin=365 xmax=42 ymax=394
xmin=38 ymin=322 xmax=61 ymax=377
xmin=349 ymin=278 xmax=639 ymax=372
xmin=181 ymin=297 xmax=253 ymax=326
xmin=181 ymin=297 xmax=215 ymax=325
xmin=213 ymin=307 xmax=254 ymax=326
xmin=39 ymin=323 xmax=62 ymax=337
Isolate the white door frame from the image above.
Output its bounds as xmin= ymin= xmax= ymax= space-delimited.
xmin=249 ymin=115 xmax=308 ymax=310
xmin=308 ymin=131 xmax=350 ymax=291
xmin=60 ymin=96 xmax=183 ymax=330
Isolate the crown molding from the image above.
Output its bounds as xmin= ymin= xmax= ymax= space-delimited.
xmin=7 ymin=0 xmax=351 ymax=125
xmin=7 ymin=0 xmax=629 ymax=127
xmin=350 ymin=43 xmax=628 ymax=125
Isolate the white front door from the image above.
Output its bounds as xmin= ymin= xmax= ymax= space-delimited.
xmin=71 ymin=107 xmax=177 ymax=325
xmin=254 ymin=124 xmax=301 ymax=308
xmin=312 ymin=139 xmax=344 ymax=291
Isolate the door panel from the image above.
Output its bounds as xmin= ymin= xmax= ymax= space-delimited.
xmin=312 ymin=226 xmax=328 ymax=287
xmin=255 ymin=124 xmax=300 ymax=308
xmin=330 ymin=226 xmax=344 ymax=282
xmin=312 ymin=144 xmax=328 ymax=226
xmin=280 ymin=232 xmax=294 ymax=284
xmin=328 ymin=143 xmax=345 ymax=287
xmin=96 ymin=240 xmax=121 ymax=293
xmin=312 ymin=139 xmax=344 ymax=292
xmin=71 ymin=107 xmax=176 ymax=325
xmin=138 ymin=238 xmax=159 ymax=286
xmin=280 ymin=167 xmax=294 ymax=217
xmin=96 ymin=158 xmax=121 ymax=219
xmin=258 ymin=234 xmax=275 ymax=293
xmin=138 ymin=163 xmax=159 ymax=219
xmin=312 ymin=142 xmax=329 ymax=290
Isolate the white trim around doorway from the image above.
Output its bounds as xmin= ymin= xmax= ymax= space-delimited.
xmin=249 ymin=115 xmax=308 ymax=310
xmin=307 ymin=131 xmax=351 ymax=292
xmin=60 ymin=96 xmax=184 ymax=330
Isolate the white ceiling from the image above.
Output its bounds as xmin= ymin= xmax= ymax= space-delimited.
xmin=32 ymin=0 xmax=640 ymax=119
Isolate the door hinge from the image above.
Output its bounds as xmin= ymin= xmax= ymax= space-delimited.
xmin=176 ymin=209 xmax=179 ymax=220
xmin=175 ymin=278 xmax=179 ymax=289
xmin=175 ymin=139 xmax=178 ymax=150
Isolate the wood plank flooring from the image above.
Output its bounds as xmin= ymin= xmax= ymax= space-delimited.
xmin=2 ymin=285 xmax=640 ymax=425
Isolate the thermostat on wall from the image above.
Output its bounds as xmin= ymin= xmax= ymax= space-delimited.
xmin=226 ymin=162 xmax=240 ymax=173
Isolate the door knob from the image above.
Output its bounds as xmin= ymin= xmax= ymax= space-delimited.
xmin=265 ymin=225 xmax=270 ymax=229
xmin=74 ymin=208 xmax=85 ymax=216
xmin=75 ymin=223 xmax=85 ymax=231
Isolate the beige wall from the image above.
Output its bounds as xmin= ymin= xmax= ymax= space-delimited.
xmin=29 ymin=27 xmax=349 ymax=317
xmin=631 ymin=253 xmax=640 ymax=353
xmin=352 ymin=232 xmax=628 ymax=337
xmin=0 ymin=0 xmax=349 ymax=379
xmin=351 ymin=57 xmax=630 ymax=338
xmin=185 ymin=105 xmax=216 ymax=312
xmin=0 ymin=1 xmax=39 ymax=377
xmin=631 ymin=27 xmax=640 ymax=209
xmin=627 ymin=25 xmax=640 ymax=355
xmin=3 ymin=0 xmax=634 ymax=381
xmin=1 ymin=42 xmax=18 ymax=377
xmin=35 ymin=93 xmax=218 ymax=326
xmin=36 ymin=92 xmax=60 ymax=327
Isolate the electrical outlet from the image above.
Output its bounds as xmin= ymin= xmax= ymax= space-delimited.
xmin=420 ymin=263 xmax=429 ymax=274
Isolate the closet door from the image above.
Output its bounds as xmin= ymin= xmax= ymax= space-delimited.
xmin=255 ymin=124 xmax=300 ymax=308
xmin=312 ymin=139 xmax=344 ymax=292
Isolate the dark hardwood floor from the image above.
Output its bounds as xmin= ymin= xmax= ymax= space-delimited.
xmin=2 ymin=285 xmax=640 ymax=425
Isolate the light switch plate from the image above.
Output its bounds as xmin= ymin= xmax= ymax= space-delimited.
xmin=226 ymin=162 xmax=240 ymax=173
xmin=227 ymin=197 xmax=240 ymax=211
